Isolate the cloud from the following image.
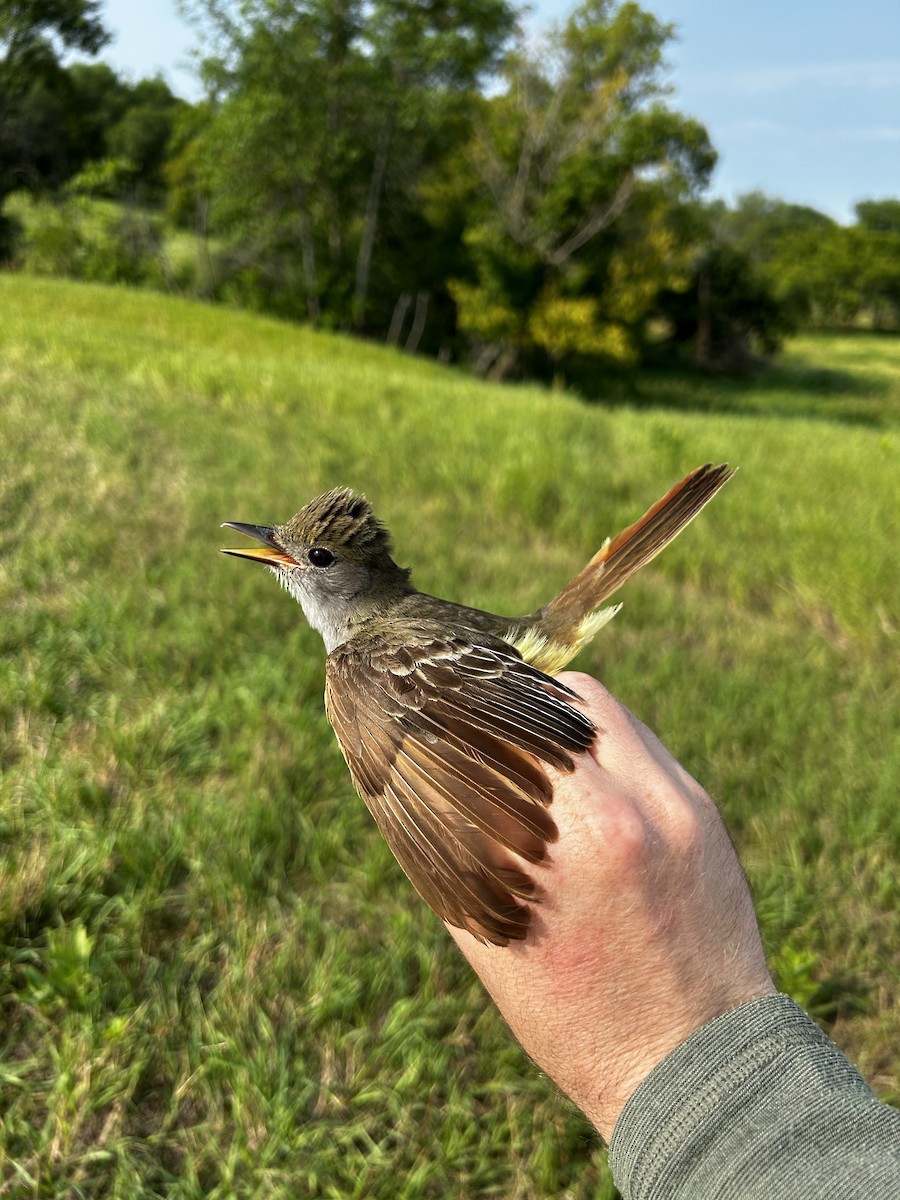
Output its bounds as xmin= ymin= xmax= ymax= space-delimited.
xmin=698 ymin=59 xmax=900 ymax=95
xmin=833 ymin=126 xmax=900 ymax=142
xmin=727 ymin=118 xmax=788 ymax=137
xmin=718 ymin=121 xmax=900 ymax=147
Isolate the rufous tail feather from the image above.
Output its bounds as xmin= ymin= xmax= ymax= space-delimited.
xmin=517 ymin=463 xmax=734 ymax=671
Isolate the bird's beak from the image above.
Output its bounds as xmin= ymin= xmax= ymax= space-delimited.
xmin=220 ymin=522 xmax=298 ymax=566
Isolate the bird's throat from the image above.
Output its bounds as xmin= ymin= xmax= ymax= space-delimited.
xmin=277 ymin=564 xmax=414 ymax=653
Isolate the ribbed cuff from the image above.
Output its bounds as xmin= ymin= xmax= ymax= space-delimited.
xmin=608 ymin=993 xmax=900 ymax=1200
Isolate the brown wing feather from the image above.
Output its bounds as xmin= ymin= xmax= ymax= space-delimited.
xmin=325 ymin=630 xmax=594 ymax=944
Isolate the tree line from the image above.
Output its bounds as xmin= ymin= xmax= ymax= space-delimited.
xmin=2 ymin=0 xmax=899 ymax=381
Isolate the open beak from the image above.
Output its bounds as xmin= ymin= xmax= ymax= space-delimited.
xmin=220 ymin=522 xmax=298 ymax=567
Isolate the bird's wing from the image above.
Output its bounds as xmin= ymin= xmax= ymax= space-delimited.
xmin=325 ymin=628 xmax=594 ymax=944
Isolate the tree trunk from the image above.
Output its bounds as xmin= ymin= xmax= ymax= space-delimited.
xmin=695 ymin=265 xmax=712 ymax=367
xmin=486 ymin=347 xmax=518 ymax=381
xmin=195 ymin=193 xmax=213 ymax=299
xmin=353 ymin=115 xmax=392 ymax=331
xmin=387 ymin=292 xmax=412 ymax=345
xmin=404 ymin=292 xmax=429 ymax=354
xmin=298 ymin=211 xmax=320 ymax=323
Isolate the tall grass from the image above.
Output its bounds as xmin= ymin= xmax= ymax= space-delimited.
xmin=1 ymin=275 xmax=898 ymax=1197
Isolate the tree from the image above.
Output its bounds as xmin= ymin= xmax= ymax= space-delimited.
xmin=656 ymin=224 xmax=794 ymax=369
xmin=189 ymin=1 xmax=371 ymax=322
xmin=348 ymin=0 xmax=518 ymax=329
xmin=719 ymin=191 xmax=834 ymax=254
xmin=65 ymin=62 xmax=134 ymax=167
xmin=106 ymin=77 xmax=187 ymax=199
xmin=0 ymin=0 xmax=110 ymax=168
xmin=0 ymin=0 xmax=109 ymax=250
xmin=449 ymin=0 xmax=716 ymax=378
xmin=707 ymin=192 xmax=836 ymax=331
xmin=182 ymin=0 xmax=517 ymax=332
xmin=0 ymin=0 xmax=108 ymax=90
xmin=711 ymin=193 xmax=900 ymax=332
xmin=855 ymin=198 xmax=900 ymax=235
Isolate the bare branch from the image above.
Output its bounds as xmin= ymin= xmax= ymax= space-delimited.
xmin=547 ymin=170 xmax=635 ymax=266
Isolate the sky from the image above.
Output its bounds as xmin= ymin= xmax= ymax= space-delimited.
xmin=95 ymin=0 xmax=899 ymax=224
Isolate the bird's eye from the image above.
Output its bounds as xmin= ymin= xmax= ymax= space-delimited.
xmin=307 ymin=547 xmax=335 ymax=568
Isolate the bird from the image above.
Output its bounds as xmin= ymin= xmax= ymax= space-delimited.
xmin=221 ymin=463 xmax=734 ymax=945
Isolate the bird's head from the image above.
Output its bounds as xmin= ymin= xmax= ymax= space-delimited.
xmin=221 ymin=488 xmax=412 ymax=650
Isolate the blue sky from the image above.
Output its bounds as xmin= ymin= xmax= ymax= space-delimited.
xmin=96 ymin=1 xmax=899 ymax=223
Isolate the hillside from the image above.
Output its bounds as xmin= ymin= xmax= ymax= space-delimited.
xmin=1 ymin=275 xmax=898 ymax=1197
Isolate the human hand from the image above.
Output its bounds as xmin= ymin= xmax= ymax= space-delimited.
xmin=447 ymin=672 xmax=775 ymax=1142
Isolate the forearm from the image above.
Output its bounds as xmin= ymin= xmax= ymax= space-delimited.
xmin=609 ymin=993 xmax=900 ymax=1200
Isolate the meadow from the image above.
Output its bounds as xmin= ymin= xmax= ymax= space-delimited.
xmin=1 ymin=274 xmax=898 ymax=1198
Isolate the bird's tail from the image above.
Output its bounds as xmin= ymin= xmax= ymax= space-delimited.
xmin=519 ymin=463 xmax=734 ymax=671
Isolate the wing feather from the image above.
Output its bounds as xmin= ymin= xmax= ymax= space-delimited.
xmin=325 ymin=626 xmax=594 ymax=944
xmin=375 ymin=780 xmax=535 ymax=944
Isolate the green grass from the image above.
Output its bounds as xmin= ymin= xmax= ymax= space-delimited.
xmin=1 ymin=274 xmax=898 ymax=1198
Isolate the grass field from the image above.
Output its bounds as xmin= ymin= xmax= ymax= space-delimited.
xmin=1 ymin=274 xmax=898 ymax=1198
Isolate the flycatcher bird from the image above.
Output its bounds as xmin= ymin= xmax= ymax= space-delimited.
xmin=221 ymin=463 xmax=733 ymax=945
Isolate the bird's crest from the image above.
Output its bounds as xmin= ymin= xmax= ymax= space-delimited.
xmin=279 ymin=488 xmax=395 ymax=562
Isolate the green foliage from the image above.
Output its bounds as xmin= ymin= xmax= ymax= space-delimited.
xmin=715 ymin=191 xmax=835 ymax=250
xmin=2 ymin=2 xmax=899 ymax=380
xmin=174 ymin=0 xmax=721 ymax=371
xmin=103 ymin=77 xmax=188 ymax=200
xmin=0 ymin=43 xmax=184 ymax=207
xmin=67 ymin=156 xmax=137 ymax=199
xmin=451 ymin=0 xmax=716 ymax=378
xmin=0 ymin=0 xmax=109 ymax=89
xmin=714 ymin=191 xmax=900 ymax=333
xmin=14 ymin=192 xmax=168 ymax=286
xmin=0 ymin=0 xmax=111 ymax=209
xmin=1 ymin=275 xmax=898 ymax=1196
xmin=855 ymin=198 xmax=900 ymax=235
xmin=0 ymin=207 xmax=21 ymax=260
xmin=185 ymin=0 xmax=516 ymax=333
xmin=164 ymin=100 xmax=215 ymax=230
xmin=65 ymin=62 xmax=135 ymax=160
xmin=6 ymin=2 xmax=895 ymax=380
xmin=656 ymin=228 xmax=795 ymax=369
xmin=528 ymin=288 xmax=636 ymax=367
xmin=6 ymin=189 xmax=214 ymax=295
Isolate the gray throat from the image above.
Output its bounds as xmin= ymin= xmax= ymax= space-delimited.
xmin=273 ymin=568 xmax=355 ymax=653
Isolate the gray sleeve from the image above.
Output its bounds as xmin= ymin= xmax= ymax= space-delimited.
xmin=608 ymin=993 xmax=900 ymax=1200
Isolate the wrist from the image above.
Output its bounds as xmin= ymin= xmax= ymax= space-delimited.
xmin=589 ymin=982 xmax=778 ymax=1141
